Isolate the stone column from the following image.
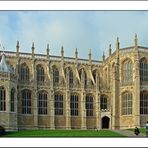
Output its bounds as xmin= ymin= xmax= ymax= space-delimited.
xmin=50 ymin=90 xmax=55 ymax=129
xmin=81 ymin=91 xmax=86 ymax=129
xmin=50 ymin=69 xmax=53 ymax=88
xmin=6 ymin=83 xmax=10 ymax=113
xmin=112 ymin=63 xmax=120 ymax=129
xmin=95 ymin=72 xmax=100 ymax=128
xmin=65 ymin=90 xmax=71 ymax=129
xmin=95 ymin=92 xmax=100 ymax=129
xmin=108 ymin=64 xmax=111 ymax=89
xmin=15 ymin=85 xmax=18 ymax=130
xmin=6 ymin=83 xmax=10 ymax=130
xmin=33 ymin=89 xmax=38 ymax=129
xmin=134 ymin=56 xmax=140 ymax=127
xmin=17 ymin=88 xmax=21 ymax=130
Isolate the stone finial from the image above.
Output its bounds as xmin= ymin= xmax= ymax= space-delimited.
xmin=32 ymin=42 xmax=35 ymax=58
xmin=134 ymin=33 xmax=138 ymax=49
xmin=109 ymin=44 xmax=112 ymax=56
xmin=89 ymin=49 xmax=92 ymax=63
xmin=16 ymin=41 xmax=19 ymax=49
xmin=47 ymin=43 xmax=49 ymax=50
xmin=32 ymin=42 xmax=35 ymax=49
xmin=61 ymin=45 xmax=64 ymax=57
xmin=46 ymin=43 xmax=49 ymax=59
xmin=102 ymin=51 xmax=105 ymax=61
xmin=16 ymin=40 xmax=20 ymax=57
xmin=75 ymin=48 xmax=78 ymax=58
xmin=75 ymin=48 xmax=78 ymax=63
xmin=116 ymin=37 xmax=120 ymax=52
xmin=117 ymin=37 xmax=119 ymax=43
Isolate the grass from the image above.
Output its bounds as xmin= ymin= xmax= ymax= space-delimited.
xmin=139 ymin=128 xmax=146 ymax=134
xmin=1 ymin=129 xmax=126 ymax=137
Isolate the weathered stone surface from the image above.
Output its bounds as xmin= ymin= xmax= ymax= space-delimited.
xmin=0 ymin=40 xmax=148 ymax=131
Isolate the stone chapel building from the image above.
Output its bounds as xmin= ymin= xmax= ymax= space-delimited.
xmin=0 ymin=34 xmax=147 ymax=131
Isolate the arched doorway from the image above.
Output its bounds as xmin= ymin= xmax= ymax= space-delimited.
xmin=102 ymin=116 xmax=110 ymax=129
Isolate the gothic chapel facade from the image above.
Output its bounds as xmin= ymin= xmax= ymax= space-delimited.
xmin=0 ymin=34 xmax=148 ymax=131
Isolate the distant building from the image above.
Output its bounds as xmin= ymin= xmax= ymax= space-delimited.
xmin=0 ymin=34 xmax=147 ymax=131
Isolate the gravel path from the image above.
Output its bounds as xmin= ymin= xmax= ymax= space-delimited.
xmin=113 ymin=129 xmax=146 ymax=137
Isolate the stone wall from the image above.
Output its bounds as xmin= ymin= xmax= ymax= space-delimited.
xmin=71 ymin=117 xmax=81 ymax=129
xmin=86 ymin=117 xmax=96 ymax=129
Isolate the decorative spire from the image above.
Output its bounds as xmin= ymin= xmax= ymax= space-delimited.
xmin=61 ymin=45 xmax=64 ymax=58
xmin=16 ymin=40 xmax=19 ymax=57
xmin=89 ymin=49 xmax=92 ymax=63
xmin=75 ymin=48 xmax=78 ymax=63
xmin=32 ymin=42 xmax=35 ymax=58
xmin=109 ymin=44 xmax=112 ymax=56
xmin=116 ymin=37 xmax=120 ymax=53
xmin=46 ymin=43 xmax=49 ymax=60
xmin=134 ymin=33 xmax=138 ymax=50
xmin=16 ymin=41 xmax=19 ymax=49
xmin=102 ymin=51 xmax=105 ymax=61
xmin=75 ymin=48 xmax=78 ymax=57
xmin=32 ymin=42 xmax=35 ymax=49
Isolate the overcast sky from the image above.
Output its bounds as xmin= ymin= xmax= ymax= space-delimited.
xmin=0 ymin=11 xmax=148 ymax=60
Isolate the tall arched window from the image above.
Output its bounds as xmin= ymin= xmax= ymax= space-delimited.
xmin=70 ymin=94 xmax=79 ymax=116
xmin=53 ymin=66 xmax=59 ymax=85
xmin=10 ymin=88 xmax=15 ymax=112
xmin=140 ymin=92 xmax=148 ymax=114
xmin=38 ymin=91 xmax=47 ymax=115
xmin=122 ymin=92 xmax=132 ymax=115
xmin=69 ymin=69 xmax=73 ymax=87
xmin=37 ymin=65 xmax=45 ymax=82
xmin=54 ymin=93 xmax=63 ymax=115
xmin=140 ymin=58 xmax=148 ymax=82
xmin=86 ymin=95 xmax=93 ymax=116
xmin=100 ymin=95 xmax=108 ymax=111
xmin=0 ymin=86 xmax=6 ymax=111
xmin=123 ymin=59 xmax=133 ymax=84
xmin=22 ymin=89 xmax=31 ymax=114
xmin=20 ymin=63 xmax=29 ymax=81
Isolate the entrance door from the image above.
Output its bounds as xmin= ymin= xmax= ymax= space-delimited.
xmin=102 ymin=116 xmax=110 ymax=129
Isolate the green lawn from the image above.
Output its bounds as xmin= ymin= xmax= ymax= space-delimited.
xmin=1 ymin=129 xmax=126 ymax=137
xmin=138 ymin=128 xmax=146 ymax=134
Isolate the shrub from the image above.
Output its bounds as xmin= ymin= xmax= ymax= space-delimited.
xmin=0 ymin=126 xmax=5 ymax=136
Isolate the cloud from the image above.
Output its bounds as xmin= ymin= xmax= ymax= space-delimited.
xmin=1 ymin=11 xmax=148 ymax=60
